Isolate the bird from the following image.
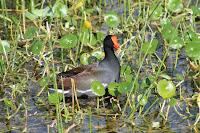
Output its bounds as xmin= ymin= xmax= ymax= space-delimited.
xmin=53 ymin=35 xmax=120 ymax=97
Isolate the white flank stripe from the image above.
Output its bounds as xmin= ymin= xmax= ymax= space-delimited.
xmin=49 ymin=88 xmax=70 ymax=94
xmin=77 ymin=89 xmax=93 ymax=93
xmin=102 ymin=83 xmax=108 ymax=87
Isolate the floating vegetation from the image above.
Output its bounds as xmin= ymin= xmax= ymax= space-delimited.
xmin=0 ymin=0 xmax=199 ymax=132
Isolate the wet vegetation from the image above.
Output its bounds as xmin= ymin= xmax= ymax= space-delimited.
xmin=0 ymin=0 xmax=200 ymax=132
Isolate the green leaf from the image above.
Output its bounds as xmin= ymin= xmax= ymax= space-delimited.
xmin=4 ymin=98 xmax=16 ymax=110
xmin=0 ymin=40 xmax=10 ymax=54
xmin=80 ymin=53 xmax=90 ymax=65
xmin=161 ymin=20 xmax=178 ymax=42
xmin=121 ymin=65 xmax=133 ymax=82
xmin=79 ymin=31 xmax=97 ymax=46
xmin=59 ymin=34 xmax=78 ymax=49
xmin=32 ymin=7 xmax=51 ymax=17
xmin=159 ymin=74 xmax=172 ymax=80
xmin=52 ymin=1 xmax=67 ymax=17
xmin=157 ymin=79 xmax=176 ymax=99
xmin=167 ymin=0 xmax=183 ymax=13
xmin=48 ymin=93 xmax=63 ymax=105
xmin=150 ymin=3 xmax=163 ymax=20
xmin=118 ymin=82 xmax=131 ymax=94
xmin=191 ymin=6 xmax=200 ymax=16
xmin=169 ymin=36 xmax=184 ymax=49
xmin=141 ymin=77 xmax=151 ymax=89
xmin=30 ymin=40 xmax=44 ymax=55
xmin=108 ymin=82 xmax=119 ymax=96
xmin=24 ymin=26 xmax=38 ymax=39
xmin=169 ymin=98 xmax=177 ymax=106
xmin=91 ymin=80 xmax=105 ymax=96
xmin=184 ymin=30 xmax=199 ymax=42
xmin=141 ymin=39 xmax=158 ymax=54
xmin=0 ymin=59 xmax=5 ymax=74
xmin=97 ymin=32 xmax=104 ymax=43
xmin=91 ymin=50 xmax=104 ymax=60
xmin=104 ymin=11 xmax=120 ymax=28
xmin=185 ymin=40 xmax=200 ymax=60
xmin=137 ymin=94 xmax=148 ymax=106
xmin=38 ymin=76 xmax=50 ymax=87
xmin=25 ymin=11 xmax=38 ymax=20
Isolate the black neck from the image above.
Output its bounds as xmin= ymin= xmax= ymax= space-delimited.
xmin=103 ymin=47 xmax=117 ymax=60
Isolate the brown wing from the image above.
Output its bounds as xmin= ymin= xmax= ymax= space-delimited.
xmin=56 ymin=64 xmax=98 ymax=90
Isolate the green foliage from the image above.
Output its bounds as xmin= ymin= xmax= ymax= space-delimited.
xmin=185 ymin=30 xmax=200 ymax=60
xmin=118 ymin=82 xmax=131 ymax=94
xmin=185 ymin=40 xmax=200 ymax=60
xmin=38 ymin=76 xmax=51 ymax=87
xmin=150 ymin=2 xmax=163 ymax=20
xmin=157 ymin=79 xmax=176 ymax=99
xmin=167 ymin=0 xmax=183 ymax=13
xmin=191 ymin=6 xmax=200 ymax=16
xmin=104 ymin=11 xmax=120 ymax=28
xmin=91 ymin=50 xmax=104 ymax=60
xmin=137 ymin=94 xmax=148 ymax=106
xmin=48 ymin=93 xmax=63 ymax=105
xmin=141 ymin=39 xmax=158 ymax=54
xmin=161 ymin=20 xmax=184 ymax=49
xmin=0 ymin=40 xmax=10 ymax=53
xmin=4 ymin=98 xmax=16 ymax=110
xmin=0 ymin=59 xmax=5 ymax=74
xmin=91 ymin=80 xmax=105 ymax=96
xmin=108 ymin=82 xmax=119 ymax=96
xmin=59 ymin=34 xmax=78 ymax=49
xmin=79 ymin=31 xmax=97 ymax=46
xmin=30 ymin=40 xmax=44 ymax=55
xmin=24 ymin=26 xmax=38 ymax=39
xmin=169 ymin=98 xmax=177 ymax=106
xmin=32 ymin=7 xmax=51 ymax=18
xmin=80 ymin=53 xmax=90 ymax=65
xmin=52 ymin=1 xmax=67 ymax=17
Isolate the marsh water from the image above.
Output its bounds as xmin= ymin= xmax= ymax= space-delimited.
xmin=0 ymin=0 xmax=200 ymax=133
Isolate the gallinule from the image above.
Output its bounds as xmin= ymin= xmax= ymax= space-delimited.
xmin=54 ymin=35 xmax=120 ymax=96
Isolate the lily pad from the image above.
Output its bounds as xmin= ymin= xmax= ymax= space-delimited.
xmin=79 ymin=31 xmax=97 ymax=46
xmin=150 ymin=3 xmax=163 ymax=20
xmin=80 ymin=53 xmax=90 ymax=65
xmin=30 ymin=40 xmax=44 ymax=55
xmin=91 ymin=80 xmax=105 ymax=96
xmin=167 ymin=0 xmax=183 ymax=13
xmin=161 ymin=20 xmax=178 ymax=42
xmin=137 ymin=94 xmax=148 ymax=106
xmin=52 ymin=1 xmax=67 ymax=17
xmin=32 ymin=7 xmax=51 ymax=18
xmin=59 ymin=34 xmax=78 ymax=49
xmin=4 ymin=98 xmax=16 ymax=110
xmin=48 ymin=93 xmax=63 ymax=105
xmin=141 ymin=39 xmax=158 ymax=54
xmin=191 ymin=6 xmax=200 ymax=16
xmin=104 ymin=11 xmax=120 ymax=28
xmin=185 ymin=40 xmax=200 ymax=60
xmin=118 ymin=82 xmax=131 ymax=94
xmin=169 ymin=36 xmax=184 ymax=49
xmin=97 ymin=32 xmax=104 ymax=43
xmin=38 ymin=76 xmax=50 ymax=87
xmin=25 ymin=11 xmax=38 ymax=20
xmin=24 ymin=26 xmax=38 ymax=39
xmin=108 ymin=82 xmax=119 ymax=96
xmin=0 ymin=40 xmax=10 ymax=54
xmin=169 ymin=98 xmax=177 ymax=106
xmin=157 ymin=79 xmax=176 ymax=99
xmin=91 ymin=50 xmax=104 ymax=60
